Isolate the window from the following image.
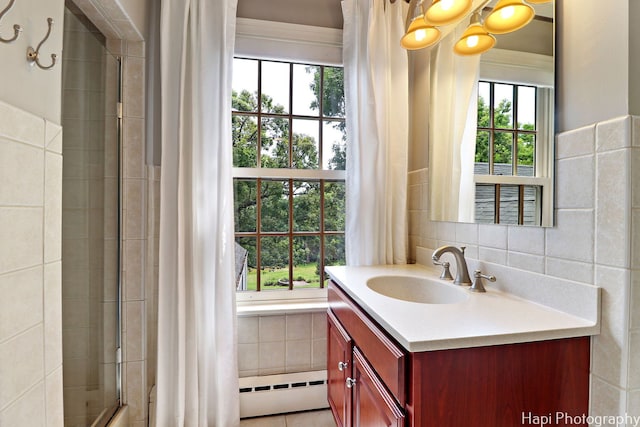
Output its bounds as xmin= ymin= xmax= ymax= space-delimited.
xmin=473 ymin=49 xmax=554 ymax=226
xmin=473 ymin=77 xmax=553 ymax=226
xmin=232 ymin=57 xmax=346 ymax=292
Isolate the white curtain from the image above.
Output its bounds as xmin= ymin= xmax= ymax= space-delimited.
xmin=342 ymin=0 xmax=409 ymax=266
xmin=429 ymin=28 xmax=480 ymax=223
xmin=155 ymin=0 xmax=239 ymax=426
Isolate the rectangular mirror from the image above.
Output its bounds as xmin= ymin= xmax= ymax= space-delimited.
xmin=429 ymin=0 xmax=554 ymax=226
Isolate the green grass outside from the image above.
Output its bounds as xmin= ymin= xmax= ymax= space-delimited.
xmin=245 ymin=263 xmax=321 ymax=291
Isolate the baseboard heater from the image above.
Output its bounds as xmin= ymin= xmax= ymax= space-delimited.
xmin=239 ymin=370 xmax=329 ymax=418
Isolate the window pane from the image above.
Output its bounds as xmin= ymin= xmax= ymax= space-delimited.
xmin=475 ymin=184 xmax=495 ymax=224
xmin=324 ymin=234 xmax=345 ymax=286
xmin=235 ymin=237 xmax=256 ymax=291
xmin=293 ymin=64 xmax=320 ymax=116
xmin=493 ymin=131 xmax=513 ymax=175
xmin=323 ymin=67 xmax=345 ymax=118
xmin=477 ymin=82 xmax=490 ymax=127
xmin=323 ymin=121 xmax=346 ymax=170
xmin=293 ymin=181 xmax=320 ymax=232
xmin=517 ymin=86 xmax=536 ymax=130
xmin=234 ymin=179 xmax=257 ymax=232
xmin=232 ymin=58 xmax=258 ymax=113
xmin=474 ymin=81 xmax=542 ymax=226
xmin=233 ymin=115 xmax=258 ymax=167
xmin=325 ymin=181 xmax=346 ymax=231
xmin=260 ymin=236 xmax=290 ymax=289
xmin=261 ymin=117 xmax=289 ymax=168
xmin=517 ymin=133 xmax=535 ymax=177
xmin=261 ymin=61 xmax=290 ymax=114
xmin=494 ymin=84 xmax=513 ymax=129
xmin=499 ymin=185 xmax=520 ymax=225
xmin=523 ymin=185 xmax=542 ymax=225
xmin=292 ymin=118 xmax=319 ymax=169
xmin=293 ymin=236 xmax=321 ymax=288
xmin=232 ymin=58 xmax=345 ymax=292
xmin=260 ymin=180 xmax=289 ymax=232
xmin=475 ymin=130 xmax=490 ymax=173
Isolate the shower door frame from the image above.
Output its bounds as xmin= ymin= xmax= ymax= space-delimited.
xmin=61 ymin=3 xmax=125 ymax=424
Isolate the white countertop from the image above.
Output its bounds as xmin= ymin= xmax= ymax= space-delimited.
xmin=326 ymin=264 xmax=600 ymax=352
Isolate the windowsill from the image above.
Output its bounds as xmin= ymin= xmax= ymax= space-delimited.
xmin=236 ymin=288 xmax=328 ymax=316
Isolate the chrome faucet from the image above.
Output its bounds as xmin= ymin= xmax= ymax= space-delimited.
xmin=432 ymin=246 xmax=472 ymax=286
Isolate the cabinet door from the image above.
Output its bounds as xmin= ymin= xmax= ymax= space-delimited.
xmin=328 ymin=311 xmax=352 ymax=427
xmin=352 ymin=347 xmax=405 ymax=427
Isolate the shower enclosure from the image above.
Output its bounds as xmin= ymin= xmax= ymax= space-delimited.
xmin=61 ymin=4 xmax=122 ymax=426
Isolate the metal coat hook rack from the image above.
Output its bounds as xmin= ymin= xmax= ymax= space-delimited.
xmin=27 ymin=17 xmax=57 ymax=70
xmin=0 ymin=0 xmax=22 ymax=43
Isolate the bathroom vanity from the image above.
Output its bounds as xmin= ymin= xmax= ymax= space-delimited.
xmin=325 ymin=265 xmax=599 ymax=427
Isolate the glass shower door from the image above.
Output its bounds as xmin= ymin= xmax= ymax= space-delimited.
xmin=61 ymin=4 xmax=122 ymax=426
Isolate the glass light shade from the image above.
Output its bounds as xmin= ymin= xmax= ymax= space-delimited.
xmin=454 ymin=14 xmax=496 ymax=55
xmin=424 ymin=0 xmax=472 ymax=26
xmin=483 ymin=0 xmax=534 ymax=34
xmin=454 ymin=24 xmax=496 ymax=55
xmin=401 ymin=17 xmax=441 ymax=50
xmin=526 ymin=0 xmax=552 ymax=3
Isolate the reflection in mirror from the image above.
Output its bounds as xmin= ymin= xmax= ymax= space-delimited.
xmin=429 ymin=0 xmax=554 ymax=226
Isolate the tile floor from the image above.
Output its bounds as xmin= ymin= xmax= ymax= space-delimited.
xmin=240 ymin=409 xmax=336 ymax=427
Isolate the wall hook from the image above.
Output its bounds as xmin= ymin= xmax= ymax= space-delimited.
xmin=0 ymin=0 xmax=22 ymax=43
xmin=27 ymin=17 xmax=57 ymax=70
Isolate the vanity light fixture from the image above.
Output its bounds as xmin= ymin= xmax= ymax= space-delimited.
xmin=399 ymin=0 xmax=545 ymax=55
xmin=454 ymin=12 xmax=495 ymax=55
xmin=424 ymin=0 xmax=472 ymax=26
xmin=401 ymin=0 xmax=441 ymax=50
xmin=483 ymin=0 xmax=535 ymax=34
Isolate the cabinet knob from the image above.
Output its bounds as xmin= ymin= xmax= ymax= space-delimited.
xmin=338 ymin=361 xmax=348 ymax=371
xmin=346 ymin=377 xmax=356 ymax=388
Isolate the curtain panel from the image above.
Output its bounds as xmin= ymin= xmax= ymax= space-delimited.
xmin=156 ymin=0 xmax=240 ymax=426
xmin=429 ymin=28 xmax=480 ymax=223
xmin=342 ymin=0 xmax=409 ymax=266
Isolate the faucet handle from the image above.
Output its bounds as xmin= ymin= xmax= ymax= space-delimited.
xmin=470 ymin=270 xmax=496 ymax=293
xmin=433 ymin=260 xmax=453 ymax=280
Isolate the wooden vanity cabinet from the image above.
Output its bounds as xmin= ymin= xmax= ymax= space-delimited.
xmin=327 ymin=280 xmax=591 ymax=427
xmin=351 ymin=346 xmax=405 ymax=427
xmin=327 ymin=300 xmax=405 ymax=427
xmin=327 ymin=310 xmax=352 ymax=427
xmin=327 ymin=301 xmax=405 ymax=427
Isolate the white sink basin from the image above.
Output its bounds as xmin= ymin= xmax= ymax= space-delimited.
xmin=366 ymin=276 xmax=469 ymax=304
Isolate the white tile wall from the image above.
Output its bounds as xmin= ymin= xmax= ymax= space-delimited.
xmin=507 ymin=226 xmax=545 ymax=256
xmin=0 ymin=382 xmax=46 ymax=427
xmin=595 ymin=149 xmax=630 ymax=268
xmin=238 ymin=311 xmax=327 ymax=378
xmin=409 ymin=115 xmax=640 ymax=419
xmin=0 ymin=102 xmax=63 ymax=426
xmin=115 ymin=39 xmax=151 ymax=427
xmin=546 ymin=209 xmax=595 ymax=263
xmin=556 ymin=156 xmax=595 ymax=209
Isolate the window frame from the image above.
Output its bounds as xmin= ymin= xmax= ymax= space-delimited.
xmin=475 ymin=49 xmax=554 ymax=227
xmin=233 ymin=19 xmax=345 ymax=302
